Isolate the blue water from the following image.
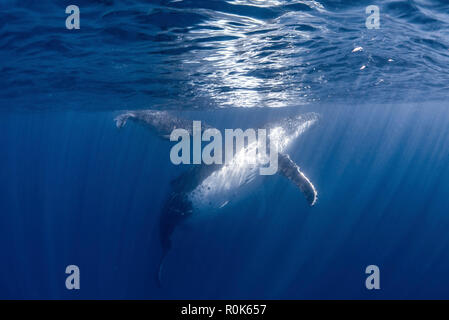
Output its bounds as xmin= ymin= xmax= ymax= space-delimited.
xmin=1 ymin=0 xmax=449 ymax=299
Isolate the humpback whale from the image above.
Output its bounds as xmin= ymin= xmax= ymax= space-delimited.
xmin=114 ymin=110 xmax=318 ymax=285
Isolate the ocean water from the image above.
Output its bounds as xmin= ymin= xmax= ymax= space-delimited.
xmin=1 ymin=0 xmax=449 ymax=299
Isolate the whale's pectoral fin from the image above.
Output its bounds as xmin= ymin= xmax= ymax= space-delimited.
xmin=114 ymin=112 xmax=135 ymax=128
xmin=278 ymin=153 xmax=318 ymax=206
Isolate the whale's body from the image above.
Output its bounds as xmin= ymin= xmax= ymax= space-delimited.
xmin=115 ymin=110 xmax=318 ymax=284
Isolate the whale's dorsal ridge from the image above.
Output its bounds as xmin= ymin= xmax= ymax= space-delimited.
xmin=115 ymin=110 xmax=212 ymax=140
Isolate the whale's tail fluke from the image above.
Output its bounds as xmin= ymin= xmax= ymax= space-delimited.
xmin=156 ymin=192 xmax=193 ymax=287
xmin=156 ymin=249 xmax=168 ymax=287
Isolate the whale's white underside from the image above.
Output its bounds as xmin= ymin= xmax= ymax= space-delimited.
xmin=188 ymin=116 xmax=318 ymax=211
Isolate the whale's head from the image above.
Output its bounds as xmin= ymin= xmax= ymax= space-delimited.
xmin=114 ymin=112 xmax=136 ymax=128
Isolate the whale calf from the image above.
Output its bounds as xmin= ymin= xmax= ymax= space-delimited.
xmin=115 ymin=109 xmax=318 ymax=285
